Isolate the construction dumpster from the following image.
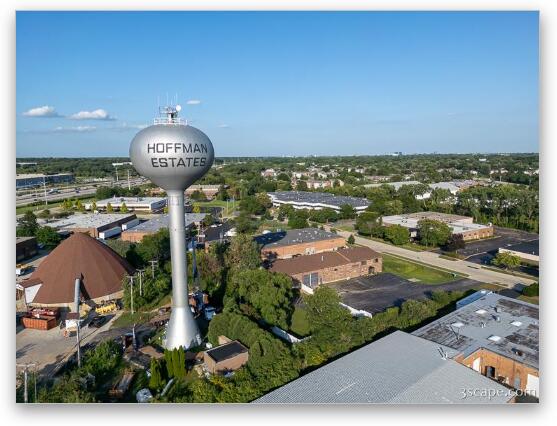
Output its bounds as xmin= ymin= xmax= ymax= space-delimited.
xmin=22 ymin=315 xmax=57 ymax=330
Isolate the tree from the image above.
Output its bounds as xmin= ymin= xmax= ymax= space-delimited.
xmin=136 ymin=228 xmax=170 ymax=264
xmin=216 ymin=184 xmax=230 ymax=201
xmin=288 ymin=211 xmax=309 ymax=229
xmin=16 ymin=211 xmax=39 ymax=237
xmin=492 ymin=252 xmax=521 ymax=270
xmin=91 ymin=200 xmax=97 ymax=211
xmin=35 ymin=226 xmax=61 ymax=249
xmin=226 ymin=269 xmax=293 ymax=329
xmin=38 ymin=209 xmax=50 ymax=219
xmin=106 ymin=202 xmax=114 ymax=213
xmin=235 ymin=213 xmax=258 ymax=234
xmin=277 ymin=204 xmax=294 ymax=221
xmin=355 ymin=211 xmax=379 ymax=235
xmin=347 ymin=234 xmax=355 ymax=245
xmin=277 ymin=172 xmax=290 ymax=182
xmin=296 ymin=180 xmax=308 ymax=191
xmin=417 ymin=219 xmax=452 ymax=247
xmin=149 ymin=358 xmax=164 ymax=391
xmin=339 ymin=204 xmax=356 ymax=220
xmin=383 ymin=225 xmax=410 ymax=245
xmin=120 ymin=202 xmax=129 ymax=213
xmin=443 ymin=233 xmax=465 ymax=252
xmin=225 ymin=234 xmax=261 ymax=271
xmin=522 ymin=282 xmax=539 ymax=297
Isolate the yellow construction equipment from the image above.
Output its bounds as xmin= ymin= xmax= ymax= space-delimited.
xmin=95 ymin=301 xmax=118 ymax=315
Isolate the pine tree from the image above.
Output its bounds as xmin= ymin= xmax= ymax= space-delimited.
xmin=149 ymin=358 xmax=163 ymax=391
xmin=106 ymin=203 xmax=114 ymax=213
xmin=164 ymin=349 xmax=174 ymax=378
xmin=120 ymin=202 xmax=129 ymax=213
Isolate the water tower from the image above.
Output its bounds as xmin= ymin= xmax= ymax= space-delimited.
xmin=129 ymin=104 xmax=214 ymax=349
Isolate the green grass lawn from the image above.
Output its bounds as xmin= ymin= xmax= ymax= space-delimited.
xmin=192 ymin=199 xmax=237 ymax=217
xmin=382 ymin=253 xmax=464 ymax=285
xmin=16 ymin=196 xmax=96 ymax=215
xmin=111 ymin=311 xmax=155 ymax=329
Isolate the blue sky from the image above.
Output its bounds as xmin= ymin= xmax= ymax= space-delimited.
xmin=16 ymin=11 xmax=539 ymax=157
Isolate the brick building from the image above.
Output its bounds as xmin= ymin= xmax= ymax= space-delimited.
xmin=254 ymin=228 xmax=346 ymax=260
xmin=413 ymin=292 xmax=539 ymax=398
xmin=203 ymin=339 xmax=249 ymax=374
xmin=269 ymin=246 xmax=382 ymax=290
xmin=16 ymin=237 xmax=38 ymax=262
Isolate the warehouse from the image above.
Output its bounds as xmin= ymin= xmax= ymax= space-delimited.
xmin=121 ymin=213 xmax=208 ymax=242
xmin=16 ymin=237 xmax=38 ymax=262
xmin=185 ymin=184 xmax=224 ymax=200
xmin=45 ymin=213 xmax=137 ymax=239
xmin=254 ymin=228 xmax=346 ymax=260
xmin=88 ymin=196 xmax=166 ymax=213
xmin=382 ymin=211 xmax=494 ymax=241
xmin=19 ymin=232 xmax=134 ymax=308
xmin=270 ymin=246 xmax=382 ymax=291
xmin=16 ymin=173 xmax=74 ymax=189
xmin=253 ymin=331 xmax=513 ymax=404
xmin=268 ymin=191 xmax=370 ymax=213
xmin=413 ymin=292 xmax=539 ymax=398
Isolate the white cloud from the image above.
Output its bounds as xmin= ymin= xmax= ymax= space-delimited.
xmin=22 ymin=105 xmax=60 ymax=117
xmin=108 ymin=122 xmax=148 ymax=132
xmin=52 ymin=126 xmax=97 ymax=133
xmin=186 ymin=99 xmax=201 ymax=105
xmin=68 ymin=109 xmax=115 ymax=120
xmin=217 ymin=123 xmax=230 ymax=128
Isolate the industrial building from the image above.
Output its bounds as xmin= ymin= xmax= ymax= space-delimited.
xmin=499 ymin=240 xmax=539 ymax=265
xmin=270 ymin=246 xmax=382 ymax=291
xmin=121 ymin=213 xmax=208 ymax=242
xmin=16 ymin=237 xmax=38 ymax=262
xmin=45 ymin=213 xmax=138 ymax=239
xmin=87 ymin=196 xmax=166 ymax=213
xmin=185 ymin=184 xmax=223 ymax=200
xmin=16 ymin=173 xmax=74 ymax=189
xmin=203 ymin=339 xmax=249 ymax=374
xmin=382 ymin=211 xmax=494 ymax=241
xmin=254 ymin=228 xmax=346 ymax=260
xmin=268 ymin=191 xmax=370 ymax=213
xmin=254 ymin=331 xmax=513 ymax=404
xmin=412 ymin=292 xmax=539 ymax=397
xmin=18 ymin=232 xmax=134 ymax=308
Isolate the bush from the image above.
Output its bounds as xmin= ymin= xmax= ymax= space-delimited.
xmin=522 ymin=283 xmax=539 ymax=297
xmin=290 ymin=307 xmax=311 ymax=336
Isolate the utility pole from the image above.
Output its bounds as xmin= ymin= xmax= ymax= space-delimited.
xmin=43 ymin=176 xmax=48 ymax=206
xmin=16 ymin=363 xmax=37 ymax=403
xmin=137 ymin=269 xmax=145 ymax=297
xmin=127 ymin=169 xmax=131 ymax=190
xmin=149 ymin=260 xmax=158 ymax=279
xmin=127 ymin=275 xmax=135 ymax=314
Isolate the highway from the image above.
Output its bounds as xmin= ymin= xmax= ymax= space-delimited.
xmin=16 ymin=177 xmax=148 ymax=207
xmin=329 ymin=227 xmax=536 ymax=289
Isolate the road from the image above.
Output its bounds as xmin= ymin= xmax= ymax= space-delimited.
xmin=16 ymin=177 xmax=148 ymax=207
xmin=330 ymin=228 xmax=535 ymax=289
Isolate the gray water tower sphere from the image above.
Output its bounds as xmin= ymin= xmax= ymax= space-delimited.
xmin=129 ymin=124 xmax=214 ymax=191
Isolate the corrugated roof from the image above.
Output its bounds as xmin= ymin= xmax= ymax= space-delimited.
xmin=26 ymin=232 xmax=134 ymax=304
xmin=270 ymin=246 xmax=380 ymax=276
xmin=253 ymin=331 xmax=513 ymax=404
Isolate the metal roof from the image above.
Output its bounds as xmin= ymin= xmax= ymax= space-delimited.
xmin=254 ymin=331 xmax=512 ymax=404
xmin=122 ymin=213 xmax=207 ymax=233
xmin=268 ymin=191 xmax=370 ymax=209
xmin=44 ymin=213 xmax=137 ymax=231
xmin=254 ymin=228 xmax=342 ymax=249
xmin=413 ymin=292 xmax=539 ymax=369
xmin=501 ymin=240 xmax=539 ymax=257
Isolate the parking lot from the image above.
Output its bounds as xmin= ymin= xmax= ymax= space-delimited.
xmin=455 ymin=227 xmax=538 ymax=276
xmin=329 ymin=273 xmax=482 ymax=314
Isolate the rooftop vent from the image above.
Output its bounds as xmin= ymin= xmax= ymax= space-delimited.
xmin=488 ymin=335 xmax=502 ymax=342
xmin=451 ymin=322 xmax=465 ymax=328
xmin=510 ymin=320 xmax=523 ymax=327
xmin=475 ymin=309 xmax=487 ymax=315
xmin=511 ymin=348 xmax=524 ymax=357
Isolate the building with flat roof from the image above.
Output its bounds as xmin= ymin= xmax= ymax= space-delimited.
xmin=254 ymin=228 xmax=346 ymax=260
xmin=382 ymin=211 xmax=493 ymax=241
xmin=268 ymin=191 xmax=370 ymax=213
xmin=16 ymin=173 xmax=74 ymax=189
xmin=121 ymin=213 xmax=208 ymax=243
xmin=44 ymin=213 xmax=137 ymax=239
xmin=16 ymin=237 xmax=38 ymax=262
xmin=88 ymin=196 xmax=166 ymax=213
xmin=270 ymin=246 xmax=382 ymax=291
xmin=412 ymin=292 xmax=539 ymax=397
xmin=499 ymin=240 xmax=539 ymax=265
xmin=185 ymin=184 xmax=223 ymax=200
xmin=254 ymin=330 xmax=513 ymax=404
xmin=203 ymin=340 xmax=249 ymax=374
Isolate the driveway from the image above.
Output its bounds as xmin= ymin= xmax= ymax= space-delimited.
xmin=329 ymin=273 xmax=481 ymax=314
xmin=329 ymin=226 xmax=535 ymax=289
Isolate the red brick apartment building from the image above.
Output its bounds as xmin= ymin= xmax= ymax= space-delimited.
xmin=270 ymin=246 xmax=382 ymax=290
